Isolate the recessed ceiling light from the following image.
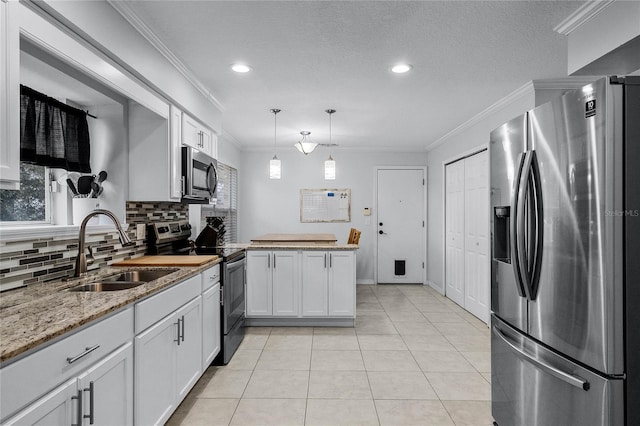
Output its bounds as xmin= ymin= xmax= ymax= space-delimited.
xmin=391 ymin=64 xmax=413 ymax=74
xmin=231 ymin=64 xmax=252 ymax=73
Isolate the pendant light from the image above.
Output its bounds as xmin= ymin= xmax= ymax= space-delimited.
xmin=269 ymin=108 xmax=281 ymax=179
xmin=294 ymin=131 xmax=317 ymax=155
xmin=324 ymin=109 xmax=336 ymax=180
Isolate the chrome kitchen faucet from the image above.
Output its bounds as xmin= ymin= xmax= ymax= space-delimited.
xmin=74 ymin=209 xmax=133 ymax=277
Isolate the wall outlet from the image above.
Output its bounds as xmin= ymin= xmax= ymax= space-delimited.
xmin=136 ymin=224 xmax=146 ymax=240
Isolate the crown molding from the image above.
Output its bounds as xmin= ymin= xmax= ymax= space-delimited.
xmin=532 ymin=76 xmax=600 ymax=90
xmin=107 ymin=0 xmax=225 ymax=112
xmin=425 ymin=76 xmax=602 ymax=152
xmin=554 ymin=1 xmax=614 ymax=35
xmin=425 ymin=81 xmax=534 ymax=152
xmin=221 ymin=130 xmax=244 ymax=149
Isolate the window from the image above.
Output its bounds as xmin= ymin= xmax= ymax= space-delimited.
xmin=0 ymin=162 xmax=50 ymax=222
xmin=202 ymin=162 xmax=237 ymax=243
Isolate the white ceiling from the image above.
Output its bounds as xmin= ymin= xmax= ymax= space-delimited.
xmin=118 ymin=1 xmax=584 ymax=151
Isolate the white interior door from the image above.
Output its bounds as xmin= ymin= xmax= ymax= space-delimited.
xmin=377 ymin=168 xmax=425 ymax=284
xmin=463 ymin=151 xmax=489 ymax=323
xmin=445 ymin=160 xmax=465 ymax=306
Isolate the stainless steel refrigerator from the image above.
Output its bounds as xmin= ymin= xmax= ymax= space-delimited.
xmin=490 ymin=76 xmax=640 ymax=426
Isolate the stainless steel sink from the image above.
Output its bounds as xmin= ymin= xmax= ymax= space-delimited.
xmin=102 ymin=269 xmax=179 ymax=283
xmin=69 ymin=282 xmax=145 ymax=292
xmin=68 ymin=268 xmax=179 ymax=292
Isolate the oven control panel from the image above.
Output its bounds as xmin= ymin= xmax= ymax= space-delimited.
xmin=149 ymin=220 xmax=192 ymax=243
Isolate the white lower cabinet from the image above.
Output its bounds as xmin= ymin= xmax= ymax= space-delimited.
xmin=246 ymin=251 xmax=272 ymax=316
xmin=246 ymin=250 xmax=299 ymax=317
xmin=135 ymin=296 xmax=202 ymax=426
xmin=3 ymin=378 xmax=77 ymax=426
xmin=202 ymin=282 xmax=221 ymax=369
xmin=301 ymin=251 xmax=329 ymax=316
xmin=272 ymin=251 xmax=299 ymax=316
xmin=1 ymin=310 xmax=134 ymax=426
xmin=134 ymin=312 xmax=177 ymax=426
xmin=302 ymin=251 xmax=356 ymax=317
xmin=175 ymin=298 xmax=202 ymax=400
xmin=328 ymin=251 xmax=356 ymax=316
xmin=2 ymin=265 xmax=222 ymax=426
xmin=247 ymin=250 xmax=356 ymax=319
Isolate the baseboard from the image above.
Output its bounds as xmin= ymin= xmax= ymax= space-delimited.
xmin=356 ymin=279 xmax=375 ymax=285
xmin=426 ymin=280 xmax=445 ymax=295
xmin=246 ymin=318 xmax=355 ymax=327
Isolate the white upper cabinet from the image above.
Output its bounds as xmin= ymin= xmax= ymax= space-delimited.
xmin=169 ymin=105 xmax=183 ymax=200
xmin=128 ymin=103 xmax=177 ymax=202
xmin=0 ymin=0 xmax=20 ymax=190
xmin=182 ymin=112 xmax=217 ymax=159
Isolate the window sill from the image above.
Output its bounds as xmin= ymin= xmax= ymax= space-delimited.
xmin=0 ymin=223 xmax=130 ymax=242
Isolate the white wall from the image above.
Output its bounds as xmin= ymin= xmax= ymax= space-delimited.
xmin=424 ymin=91 xmax=535 ymax=293
xmin=239 ymin=149 xmax=427 ymax=283
xmin=217 ymin=134 xmax=242 ymax=171
xmin=564 ymin=1 xmax=640 ymax=75
xmin=27 ymin=0 xmax=222 ymax=133
xmin=85 ymin=103 xmax=128 ymax=223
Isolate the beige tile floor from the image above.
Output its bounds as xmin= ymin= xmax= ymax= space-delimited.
xmin=167 ymin=284 xmax=492 ymax=426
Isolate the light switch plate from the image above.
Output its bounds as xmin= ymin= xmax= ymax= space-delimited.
xmin=136 ymin=224 xmax=146 ymax=240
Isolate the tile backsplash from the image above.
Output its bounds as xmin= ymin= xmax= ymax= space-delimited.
xmin=0 ymin=201 xmax=188 ymax=292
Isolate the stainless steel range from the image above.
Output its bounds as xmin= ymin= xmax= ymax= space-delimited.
xmin=147 ymin=220 xmax=246 ymax=365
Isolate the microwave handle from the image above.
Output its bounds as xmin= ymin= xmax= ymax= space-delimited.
xmin=181 ymin=176 xmax=186 ymax=196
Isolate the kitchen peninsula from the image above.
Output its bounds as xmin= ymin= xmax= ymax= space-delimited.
xmin=246 ymin=233 xmax=358 ymax=326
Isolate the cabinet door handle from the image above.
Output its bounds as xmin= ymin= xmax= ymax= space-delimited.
xmin=71 ymin=389 xmax=83 ymax=426
xmin=174 ymin=317 xmax=182 ymax=345
xmin=267 ymin=254 xmax=270 ymax=268
xmin=273 ymin=253 xmax=276 ymax=269
xmin=330 ymin=253 xmax=332 ymax=268
xmin=67 ymin=345 xmax=100 ymax=364
xmin=324 ymin=253 xmax=327 ymax=268
xmin=181 ymin=315 xmax=185 ymax=342
xmin=83 ymin=381 xmax=95 ymax=424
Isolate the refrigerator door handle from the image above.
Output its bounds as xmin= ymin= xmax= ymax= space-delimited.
xmin=528 ymin=151 xmax=544 ymax=300
xmin=516 ymin=151 xmax=534 ymax=299
xmin=511 ymin=152 xmax=528 ymax=298
xmin=492 ymin=325 xmax=590 ymax=391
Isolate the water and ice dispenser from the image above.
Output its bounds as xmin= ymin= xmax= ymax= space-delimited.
xmin=493 ymin=206 xmax=511 ymax=263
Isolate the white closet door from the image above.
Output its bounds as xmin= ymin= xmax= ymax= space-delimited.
xmin=464 ymin=151 xmax=489 ymax=323
xmin=445 ymin=160 xmax=465 ymax=307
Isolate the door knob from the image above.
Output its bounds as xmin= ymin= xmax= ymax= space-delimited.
xmin=379 ymin=230 xmax=384 ymax=235
xmin=379 ymin=222 xmax=383 ymax=226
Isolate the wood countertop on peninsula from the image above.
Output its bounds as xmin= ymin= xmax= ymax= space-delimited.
xmin=251 ymin=233 xmax=338 ymax=244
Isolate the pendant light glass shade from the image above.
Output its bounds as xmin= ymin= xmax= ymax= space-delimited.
xmin=294 ymin=131 xmax=317 ymax=155
xmin=324 ymin=109 xmax=336 ymax=180
xmin=324 ymin=155 xmax=336 ymax=180
xmin=269 ymin=108 xmax=281 ymax=179
xmin=270 ymin=155 xmax=281 ymax=179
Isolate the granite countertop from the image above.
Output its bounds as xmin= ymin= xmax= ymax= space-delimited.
xmin=0 ymin=257 xmax=222 ymax=364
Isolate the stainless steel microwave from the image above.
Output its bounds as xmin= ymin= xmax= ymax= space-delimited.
xmin=181 ymin=146 xmax=218 ymax=204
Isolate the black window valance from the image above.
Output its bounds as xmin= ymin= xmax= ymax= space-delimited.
xmin=20 ymin=85 xmax=91 ymax=173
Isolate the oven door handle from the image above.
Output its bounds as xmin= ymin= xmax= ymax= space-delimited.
xmin=226 ymin=257 xmax=246 ymax=272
